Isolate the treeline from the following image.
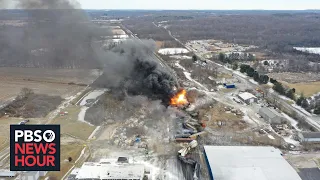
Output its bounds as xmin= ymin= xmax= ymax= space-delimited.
xmin=269 ymin=78 xmax=296 ymax=101
xmin=167 ymin=14 xmax=320 ymax=53
xmin=271 ymin=79 xmax=320 ymax=115
xmin=240 ymin=64 xmax=320 ymax=114
xmin=240 ymin=64 xmax=269 ymax=84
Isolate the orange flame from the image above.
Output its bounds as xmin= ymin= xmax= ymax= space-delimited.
xmin=170 ymin=89 xmax=189 ymax=106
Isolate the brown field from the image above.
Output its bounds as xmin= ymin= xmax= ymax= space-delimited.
xmin=268 ymin=72 xmax=320 ymax=83
xmin=0 ymin=68 xmax=100 ymax=102
xmin=0 ymin=67 xmax=100 ymax=84
xmin=51 ymin=106 xmax=95 ymax=140
xmin=200 ymin=103 xmax=247 ymax=131
xmin=282 ymin=81 xmax=320 ymax=97
xmin=0 ymin=117 xmax=42 ymax=151
xmin=45 ymin=142 xmax=84 ymax=180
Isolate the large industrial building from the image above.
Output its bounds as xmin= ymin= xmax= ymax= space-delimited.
xmin=203 ymin=146 xmax=302 ymax=180
xmin=298 ymin=132 xmax=320 ymax=143
xmin=70 ymin=158 xmax=146 ymax=180
xmin=259 ymin=107 xmax=284 ymax=124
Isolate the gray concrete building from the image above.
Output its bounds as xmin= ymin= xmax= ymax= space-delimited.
xmin=259 ymin=107 xmax=284 ymax=124
xmin=298 ymin=132 xmax=320 ymax=143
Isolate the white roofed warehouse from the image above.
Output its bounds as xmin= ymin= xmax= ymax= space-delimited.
xmin=203 ymin=146 xmax=302 ymax=180
xmin=71 ymin=158 xmax=146 ymax=180
xmin=237 ymin=92 xmax=257 ymax=104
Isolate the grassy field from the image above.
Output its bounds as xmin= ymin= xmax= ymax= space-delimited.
xmin=44 ymin=143 xmax=84 ymax=180
xmin=51 ymin=106 xmax=95 ymax=140
xmin=282 ymin=81 xmax=320 ymax=97
xmin=0 ymin=117 xmax=43 ymax=151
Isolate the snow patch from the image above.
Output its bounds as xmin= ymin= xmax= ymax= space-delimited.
xmin=281 ymin=112 xmax=300 ymax=131
xmin=174 ymin=61 xmax=186 ymax=71
xmin=294 ymin=47 xmax=320 ymax=55
xmin=249 ymin=79 xmax=259 ymax=85
xmin=112 ymin=34 xmax=129 ymax=39
xmin=78 ymin=106 xmax=93 ymax=126
xmin=169 ymin=55 xmax=192 ymax=59
xmin=267 ymin=134 xmax=275 ymax=140
xmin=80 ymin=89 xmax=107 ymax=106
xmin=233 ymin=71 xmax=247 ymax=78
xmin=88 ymin=126 xmax=101 ymax=140
xmin=267 ymin=82 xmax=274 ymax=86
xmin=292 ymin=104 xmax=312 ymax=116
xmin=277 ymin=94 xmax=295 ymax=103
xmin=283 ymin=135 xmax=300 ymax=145
xmin=158 ymin=48 xmax=189 ymax=55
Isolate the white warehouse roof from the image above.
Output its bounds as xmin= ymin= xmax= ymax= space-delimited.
xmin=75 ymin=162 xmax=144 ymax=180
xmin=204 ymin=146 xmax=301 ymax=180
xmin=238 ymin=92 xmax=257 ymax=101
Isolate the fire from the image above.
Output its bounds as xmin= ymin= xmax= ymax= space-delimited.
xmin=170 ymin=89 xmax=189 ymax=106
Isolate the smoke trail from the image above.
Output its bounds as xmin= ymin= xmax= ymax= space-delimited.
xmin=0 ymin=0 xmax=111 ymax=68
xmin=94 ymin=39 xmax=177 ymax=103
xmin=1 ymin=0 xmax=177 ymax=102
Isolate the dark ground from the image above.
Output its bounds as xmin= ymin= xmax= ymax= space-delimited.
xmin=298 ymin=168 xmax=320 ymax=180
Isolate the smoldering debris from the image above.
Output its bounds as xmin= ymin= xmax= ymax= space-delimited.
xmin=93 ymin=39 xmax=177 ymax=103
xmin=0 ymin=0 xmax=111 ymax=68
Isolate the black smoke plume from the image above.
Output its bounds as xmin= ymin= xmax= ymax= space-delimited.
xmin=0 ymin=0 xmax=111 ymax=68
xmin=1 ymin=0 xmax=177 ymax=102
xmin=93 ymin=39 xmax=177 ymax=103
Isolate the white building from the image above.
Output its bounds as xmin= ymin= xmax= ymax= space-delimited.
xmin=203 ymin=146 xmax=302 ymax=180
xmin=237 ymin=92 xmax=257 ymax=104
xmin=74 ymin=158 xmax=145 ymax=180
xmin=0 ymin=170 xmax=16 ymax=178
xmin=20 ymin=171 xmax=47 ymax=180
xmin=298 ymin=132 xmax=320 ymax=143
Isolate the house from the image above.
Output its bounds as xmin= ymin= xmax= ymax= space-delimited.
xmin=259 ymin=107 xmax=284 ymax=124
xmin=298 ymin=132 xmax=320 ymax=143
xmin=238 ymin=92 xmax=257 ymax=104
xmin=203 ymin=146 xmax=302 ymax=180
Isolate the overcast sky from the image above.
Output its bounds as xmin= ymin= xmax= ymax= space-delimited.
xmin=77 ymin=0 xmax=320 ymax=10
xmin=2 ymin=0 xmax=320 ymax=10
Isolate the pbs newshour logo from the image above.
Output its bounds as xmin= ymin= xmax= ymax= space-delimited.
xmin=10 ymin=125 xmax=60 ymax=171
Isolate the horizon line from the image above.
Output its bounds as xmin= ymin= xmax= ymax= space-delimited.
xmin=1 ymin=8 xmax=320 ymax=11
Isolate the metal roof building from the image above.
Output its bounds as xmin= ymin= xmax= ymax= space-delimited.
xmin=298 ymin=132 xmax=320 ymax=143
xmin=259 ymin=107 xmax=284 ymax=124
xmin=203 ymin=146 xmax=302 ymax=180
xmin=237 ymin=92 xmax=257 ymax=104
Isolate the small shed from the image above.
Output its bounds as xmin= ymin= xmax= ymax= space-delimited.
xmin=259 ymin=107 xmax=284 ymax=124
xmin=298 ymin=132 xmax=320 ymax=143
xmin=0 ymin=170 xmax=16 ymax=178
xmin=238 ymin=92 xmax=257 ymax=104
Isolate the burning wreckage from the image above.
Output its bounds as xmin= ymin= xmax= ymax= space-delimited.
xmin=91 ymin=40 xmax=205 ymax=179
